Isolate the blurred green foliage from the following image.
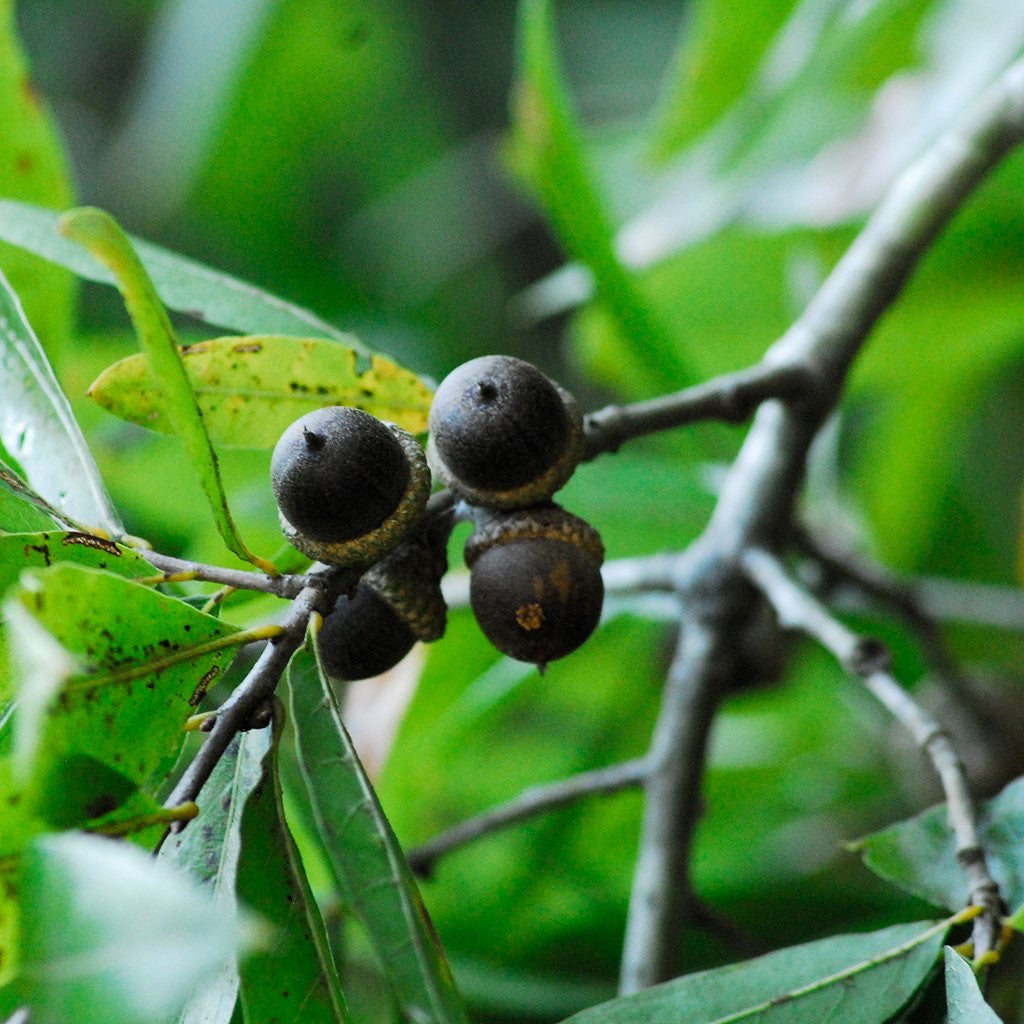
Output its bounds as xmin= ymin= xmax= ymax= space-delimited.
xmin=3 ymin=0 xmax=1024 ymax=1021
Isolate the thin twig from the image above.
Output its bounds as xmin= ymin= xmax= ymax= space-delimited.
xmin=742 ymin=547 xmax=1003 ymax=960
xmin=407 ymin=758 xmax=650 ymax=878
xmin=142 ymin=549 xmax=315 ymax=597
xmin=161 ymin=582 xmax=329 ymax=818
xmin=582 ymin=362 xmax=817 ymax=460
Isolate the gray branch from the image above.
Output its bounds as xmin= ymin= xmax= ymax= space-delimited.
xmin=582 ymin=362 xmax=817 ymax=460
xmin=161 ymin=582 xmax=329 ymax=818
xmin=619 ymin=55 xmax=1024 ymax=990
xmin=742 ymin=547 xmax=1002 ymax=959
xmin=143 ymin=549 xmax=315 ymax=598
xmin=407 ymin=758 xmax=649 ymax=877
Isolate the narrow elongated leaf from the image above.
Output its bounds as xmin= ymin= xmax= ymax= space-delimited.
xmin=286 ymin=636 xmax=467 ymax=1024
xmin=58 ymin=207 xmax=275 ymax=573
xmin=89 ymin=335 xmax=433 ymax=447
xmin=0 ymin=269 xmax=120 ymax=533
xmin=236 ymin=715 xmax=350 ymax=1023
xmin=508 ymin=0 xmax=688 ymax=392
xmin=943 ymin=947 xmax=1001 ymax=1023
xmin=8 ymin=564 xmax=242 ymax=823
xmin=18 ymin=833 xmax=244 ymax=1024
xmin=159 ymin=733 xmax=261 ymax=1024
xmin=559 ymin=919 xmax=951 ymax=1024
xmin=0 ymin=199 xmax=359 ymax=349
xmin=852 ymin=773 xmax=1024 ymax=919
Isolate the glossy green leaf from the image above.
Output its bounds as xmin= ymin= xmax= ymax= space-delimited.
xmin=0 ymin=1 xmax=74 ymax=353
xmin=286 ymin=636 xmax=467 ymax=1024
xmin=236 ymin=716 xmax=350 ymax=1023
xmin=0 ymin=199 xmax=357 ymax=349
xmin=943 ymin=946 xmax=1001 ymax=1023
xmin=89 ymin=335 xmax=433 ymax=447
xmin=58 ymin=207 xmax=275 ymax=574
xmin=852 ymin=773 xmax=1024 ymax=920
xmin=0 ymin=464 xmax=56 ymax=533
xmin=0 ymin=529 xmax=154 ymax=705
xmin=8 ymin=563 xmax=241 ymax=822
xmin=559 ymin=919 xmax=950 ymax=1024
xmin=0 ymin=269 xmax=120 ymax=533
xmin=158 ymin=732 xmax=260 ymax=1024
xmin=508 ymin=0 xmax=688 ymax=392
xmin=18 ymin=832 xmax=244 ymax=1024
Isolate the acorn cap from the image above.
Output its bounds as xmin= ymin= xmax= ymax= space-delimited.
xmin=427 ymin=355 xmax=582 ymax=509
xmin=362 ymin=534 xmax=448 ymax=643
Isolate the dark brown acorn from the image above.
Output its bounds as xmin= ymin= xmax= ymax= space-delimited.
xmin=271 ymin=406 xmax=430 ymax=567
xmin=317 ymin=532 xmax=448 ymax=681
xmin=427 ymin=355 xmax=582 ymax=509
xmin=465 ymin=504 xmax=604 ymax=668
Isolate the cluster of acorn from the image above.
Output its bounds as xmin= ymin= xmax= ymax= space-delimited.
xmin=270 ymin=355 xmax=604 ymax=680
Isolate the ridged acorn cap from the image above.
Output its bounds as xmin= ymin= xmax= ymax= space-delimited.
xmin=271 ymin=407 xmax=431 ymax=568
xmin=465 ymin=505 xmax=604 ymax=668
xmin=317 ymin=533 xmax=448 ymax=681
xmin=427 ymin=355 xmax=582 ymax=508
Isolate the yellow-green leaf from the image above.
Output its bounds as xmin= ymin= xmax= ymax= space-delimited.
xmin=89 ymin=335 xmax=434 ymax=448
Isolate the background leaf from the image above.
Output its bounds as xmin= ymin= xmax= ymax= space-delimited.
xmin=89 ymin=335 xmax=433 ymax=447
xmin=0 ymin=269 xmax=120 ymax=533
xmin=853 ymin=773 xmax=1024 ymax=919
xmin=0 ymin=199 xmax=357 ymax=348
xmin=286 ymin=637 xmax=467 ymax=1024
xmin=0 ymin=0 xmax=74 ymax=354
xmin=558 ymin=919 xmax=950 ymax=1024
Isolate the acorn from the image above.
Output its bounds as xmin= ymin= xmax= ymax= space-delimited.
xmin=427 ymin=355 xmax=583 ymax=509
xmin=465 ymin=504 xmax=604 ymax=668
xmin=271 ymin=406 xmax=431 ymax=568
xmin=317 ymin=532 xmax=448 ymax=681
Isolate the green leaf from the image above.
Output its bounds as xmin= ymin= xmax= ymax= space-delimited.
xmin=58 ymin=207 xmax=275 ymax=574
xmin=0 ymin=199 xmax=357 ymax=349
xmin=0 ymin=529 xmax=154 ymax=704
xmin=651 ymin=0 xmax=801 ymax=158
xmin=0 ymin=269 xmax=121 ymax=533
xmin=286 ymin=635 xmax=467 ymax=1024
xmin=8 ymin=563 xmax=242 ymax=821
xmin=0 ymin=464 xmax=57 ymax=533
xmin=508 ymin=0 xmax=688 ymax=392
xmin=17 ymin=832 xmax=244 ymax=1024
xmin=852 ymin=773 xmax=1024 ymax=920
xmin=236 ymin=716 xmax=350 ymax=1023
xmin=158 ymin=732 xmax=259 ymax=1024
xmin=558 ymin=918 xmax=951 ymax=1024
xmin=89 ymin=335 xmax=433 ymax=447
xmin=943 ymin=946 xmax=1001 ymax=1023
xmin=0 ymin=2 xmax=74 ymax=353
